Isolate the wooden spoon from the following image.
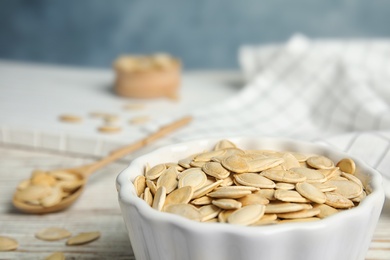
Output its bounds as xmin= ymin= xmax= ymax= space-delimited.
xmin=12 ymin=116 xmax=192 ymax=214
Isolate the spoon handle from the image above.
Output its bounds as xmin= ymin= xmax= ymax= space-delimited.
xmin=82 ymin=116 xmax=192 ymax=176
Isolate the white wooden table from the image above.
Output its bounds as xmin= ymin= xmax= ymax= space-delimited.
xmin=0 ymin=61 xmax=389 ymax=259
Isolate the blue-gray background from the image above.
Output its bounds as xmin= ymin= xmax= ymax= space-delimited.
xmin=1 ymin=0 xmax=390 ymax=69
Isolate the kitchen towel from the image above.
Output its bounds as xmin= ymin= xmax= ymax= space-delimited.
xmin=148 ymin=34 xmax=390 ymax=196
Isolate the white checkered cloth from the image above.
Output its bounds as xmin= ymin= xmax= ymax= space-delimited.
xmin=145 ymin=35 xmax=390 ymax=194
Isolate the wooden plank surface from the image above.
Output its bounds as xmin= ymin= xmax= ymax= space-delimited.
xmin=0 ymin=145 xmax=134 ymax=259
xmin=1 ymin=145 xmax=389 ymax=260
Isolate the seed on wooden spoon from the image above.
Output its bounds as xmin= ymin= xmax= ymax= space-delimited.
xmin=40 ymin=186 xmax=63 ymax=207
xmin=12 ymin=116 xmax=192 ymax=214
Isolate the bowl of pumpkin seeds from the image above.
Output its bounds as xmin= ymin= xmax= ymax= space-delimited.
xmin=116 ymin=137 xmax=384 ymax=260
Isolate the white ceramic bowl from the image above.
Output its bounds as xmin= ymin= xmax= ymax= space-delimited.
xmin=116 ymin=137 xmax=385 ymax=260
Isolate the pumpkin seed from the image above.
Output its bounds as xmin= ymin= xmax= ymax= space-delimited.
xmin=208 ymin=187 xmax=252 ymax=199
xmin=66 ymin=231 xmax=100 ymax=245
xmin=45 ymin=252 xmax=65 ymax=260
xmin=0 ymin=236 xmax=18 ymax=251
xmin=192 ymin=179 xmax=223 ymax=199
xmin=307 ymin=156 xmax=335 ymax=169
xmin=15 ymin=185 xmax=52 ymax=202
xmin=202 ymin=161 xmax=230 ymax=179
xmin=165 ymin=186 xmax=193 ymax=206
xmin=145 ymin=164 xmax=166 ymax=180
xmin=325 ymin=179 xmax=362 ymax=199
xmin=164 ymin=204 xmax=201 ymax=221
xmin=212 ymin=199 xmax=242 ymax=210
xmin=218 ymin=209 xmax=235 ymax=223
xmin=290 ymin=167 xmax=327 ymax=183
xmin=152 ymin=186 xmax=166 ymax=211
xmin=281 ymin=153 xmax=301 ymax=170
xmin=40 ymin=185 xmax=63 ymax=207
xmin=279 ymin=217 xmax=320 ymax=223
xmin=98 ymin=125 xmax=122 ymax=133
xmin=214 ymin=139 xmax=236 ymax=150
xmin=146 ymin=179 xmax=157 ymax=195
xmin=178 ymin=168 xmax=207 ymax=190
xmin=274 ymin=189 xmax=310 ymax=203
xmin=313 ymin=204 xmax=339 ymax=218
xmin=199 ymin=205 xmax=222 ymax=221
xmin=156 ymin=167 xmax=178 ymax=194
xmin=35 ymin=227 xmax=72 ymax=241
xmin=143 ymin=187 xmax=153 ymax=206
xmin=296 ymin=182 xmax=326 ymax=204
xmin=221 ymin=155 xmax=249 ymax=173
xmin=239 ymin=193 xmax=270 ymax=206
xmin=275 ymin=182 xmax=295 ymax=190
xmin=133 ymin=175 xmax=146 ymax=197
xmin=277 ymin=207 xmax=321 ymax=219
xmin=59 ymin=114 xmax=82 ymax=123
xmin=234 ymin=173 xmax=275 ymax=188
xmin=336 ymin=158 xmax=356 ymax=174
xmin=325 ymin=192 xmax=354 ymax=209
xmin=227 ymin=204 xmax=265 ymax=226
xmin=247 ymin=157 xmax=284 ymax=172
xmin=261 ymin=170 xmax=306 ymax=183
xmin=194 ymin=149 xmax=226 ymax=162
xmin=265 ymin=202 xmax=307 ymax=214
xmin=191 ymin=196 xmax=213 ymax=206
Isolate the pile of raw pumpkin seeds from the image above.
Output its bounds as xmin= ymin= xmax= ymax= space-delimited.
xmin=13 ymin=170 xmax=84 ymax=208
xmin=133 ymin=139 xmax=366 ymax=226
